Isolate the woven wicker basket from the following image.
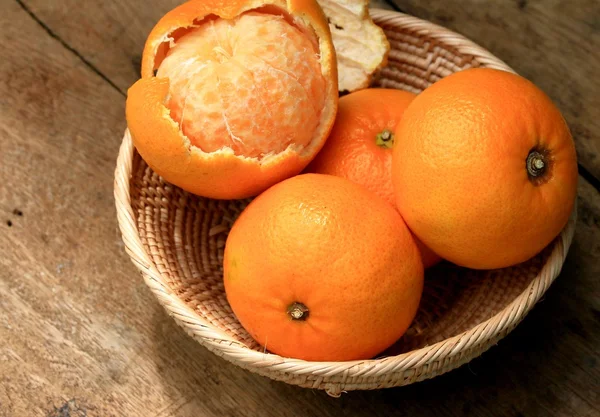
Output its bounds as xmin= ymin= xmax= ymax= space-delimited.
xmin=114 ymin=9 xmax=577 ymax=396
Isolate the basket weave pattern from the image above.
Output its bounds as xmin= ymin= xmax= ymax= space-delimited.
xmin=114 ymin=10 xmax=576 ymax=396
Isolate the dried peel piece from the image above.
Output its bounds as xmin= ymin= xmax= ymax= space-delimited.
xmin=317 ymin=0 xmax=390 ymax=92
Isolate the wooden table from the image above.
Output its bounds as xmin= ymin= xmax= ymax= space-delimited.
xmin=1 ymin=0 xmax=598 ymax=415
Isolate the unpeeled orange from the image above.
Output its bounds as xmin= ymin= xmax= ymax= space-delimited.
xmin=224 ymin=173 xmax=424 ymax=361
xmin=126 ymin=0 xmax=338 ymax=199
xmin=306 ymin=88 xmax=441 ymax=268
xmin=392 ymin=68 xmax=578 ymax=269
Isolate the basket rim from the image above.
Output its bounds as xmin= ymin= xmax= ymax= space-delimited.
xmin=369 ymin=8 xmax=515 ymax=72
xmin=114 ymin=9 xmax=578 ymax=392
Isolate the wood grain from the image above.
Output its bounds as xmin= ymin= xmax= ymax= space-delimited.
xmin=13 ymin=0 xmax=182 ymax=95
xmin=0 ymin=0 xmax=599 ymax=416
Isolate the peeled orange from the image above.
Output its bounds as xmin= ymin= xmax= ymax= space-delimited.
xmin=392 ymin=68 xmax=578 ymax=269
xmin=126 ymin=0 xmax=338 ymax=199
xmin=224 ymin=174 xmax=424 ymax=361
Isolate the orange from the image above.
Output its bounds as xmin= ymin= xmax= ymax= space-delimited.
xmin=224 ymin=174 xmax=424 ymax=361
xmin=392 ymin=68 xmax=578 ymax=269
xmin=306 ymin=88 xmax=442 ymax=268
xmin=126 ymin=0 xmax=338 ymax=199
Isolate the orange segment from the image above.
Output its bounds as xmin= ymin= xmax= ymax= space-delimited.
xmin=157 ymin=12 xmax=326 ymax=157
xmin=127 ymin=77 xmax=316 ymax=199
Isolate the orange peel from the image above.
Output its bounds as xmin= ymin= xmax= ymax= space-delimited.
xmin=317 ymin=0 xmax=390 ymax=92
xmin=126 ymin=0 xmax=338 ymax=199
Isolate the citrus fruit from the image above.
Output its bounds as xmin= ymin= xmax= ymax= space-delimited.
xmin=224 ymin=173 xmax=424 ymax=361
xmin=126 ymin=0 xmax=338 ymax=199
xmin=306 ymin=88 xmax=441 ymax=268
xmin=392 ymin=68 xmax=578 ymax=269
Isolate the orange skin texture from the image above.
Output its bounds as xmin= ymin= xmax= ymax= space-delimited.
xmin=306 ymin=88 xmax=442 ymax=268
xmin=224 ymin=174 xmax=424 ymax=361
xmin=126 ymin=0 xmax=338 ymax=199
xmin=392 ymin=68 xmax=578 ymax=270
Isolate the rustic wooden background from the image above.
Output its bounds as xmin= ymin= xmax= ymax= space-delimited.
xmin=1 ymin=0 xmax=598 ymax=416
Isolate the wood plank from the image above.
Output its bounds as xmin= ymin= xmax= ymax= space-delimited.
xmin=1 ymin=0 xmax=599 ymax=416
xmin=388 ymin=0 xmax=600 ymax=182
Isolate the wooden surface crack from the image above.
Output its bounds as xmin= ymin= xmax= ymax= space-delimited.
xmin=14 ymin=0 xmax=126 ymax=97
xmin=383 ymin=0 xmax=404 ymax=12
xmin=578 ymin=163 xmax=600 ymax=194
